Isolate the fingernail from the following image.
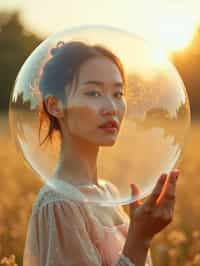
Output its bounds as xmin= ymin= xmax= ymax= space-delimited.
xmin=174 ymin=170 xmax=180 ymax=180
xmin=130 ymin=184 xmax=135 ymax=191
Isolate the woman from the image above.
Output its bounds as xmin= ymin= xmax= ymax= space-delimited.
xmin=23 ymin=41 xmax=180 ymax=266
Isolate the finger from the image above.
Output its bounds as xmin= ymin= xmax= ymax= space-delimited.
xmin=144 ymin=173 xmax=168 ymax=208
xmin=157 ymin=169 xmax=179 ymax=205
xmin=129 ymin=184 xmax=142 ymax=211
xmin=158 ymin=169 xmax=179 ymax=204
xmin=131 ymin=183 xmax=140 ymax=197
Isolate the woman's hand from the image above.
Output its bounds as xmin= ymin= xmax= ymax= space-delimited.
xmin=129 ymin=169 xmax=180 ymax=243
xmin=122 ymin=170 xmax=180 ymax=266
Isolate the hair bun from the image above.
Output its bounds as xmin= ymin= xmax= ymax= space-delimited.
xmin=50 ymin=41 xmax=65 ymax=56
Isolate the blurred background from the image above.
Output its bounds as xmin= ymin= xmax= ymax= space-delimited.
xmin=0 ymin=1 xmax=200 ymax=265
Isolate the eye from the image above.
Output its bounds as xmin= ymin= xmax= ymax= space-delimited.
xmin=85 ymin=91 xmax=101 ymax=97
xmin=114 ymin=91 xmax=124 ymax=98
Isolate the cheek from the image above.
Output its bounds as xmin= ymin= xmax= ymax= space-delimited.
xmin=118 ymin=101 xmax=127 ymax=119
xmin=67 ymin=105 xmax=98 ymax=130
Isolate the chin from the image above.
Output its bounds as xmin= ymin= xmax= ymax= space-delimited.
xmin=84 ymin=135 xmax=118 ymax=147
xmin=98 ymin=138 xmax=117 ymax=147
xmin=98 ymin=134 xmax=120 ymax=146
xmin=101 ymin=142 xmax=116 ymax=147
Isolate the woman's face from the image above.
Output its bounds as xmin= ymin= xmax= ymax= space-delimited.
xmin=64 ymin=55 xmax=127 ymax=146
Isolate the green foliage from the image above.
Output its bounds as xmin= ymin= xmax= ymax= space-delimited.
xmin=0 ymin=10 xmax=42 ymax=111
xmin=0 ymin=9 xmax=200 ymax=117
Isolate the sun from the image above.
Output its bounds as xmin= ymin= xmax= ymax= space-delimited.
xmin=155 ymin=14 xmax=196 ymax=54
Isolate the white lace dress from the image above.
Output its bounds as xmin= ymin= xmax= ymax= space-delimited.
xmin=23 ymin=181 xmax=153 ymax=266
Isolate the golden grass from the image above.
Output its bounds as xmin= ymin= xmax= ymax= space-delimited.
xmin=0 ymin=118 xmax=200 ymax=266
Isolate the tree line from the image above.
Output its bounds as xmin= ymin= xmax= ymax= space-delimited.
xmin=0 ymin=10 xmax=200 ymax=118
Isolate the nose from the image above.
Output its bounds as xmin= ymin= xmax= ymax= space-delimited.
xmin=101 ymin=97 xmax=117 ymax=116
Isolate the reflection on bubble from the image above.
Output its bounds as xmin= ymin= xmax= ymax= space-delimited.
xmin=9 ymin=25 xmax=191 ymax=206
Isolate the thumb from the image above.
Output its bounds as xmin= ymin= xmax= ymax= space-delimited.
xmin=129 ymin=183 xmax=142 ymax=212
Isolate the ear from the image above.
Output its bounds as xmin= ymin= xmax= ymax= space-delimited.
xmin=44 ymin=96 xmax=64 ymax=118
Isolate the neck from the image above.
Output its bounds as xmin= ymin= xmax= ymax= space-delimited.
xmin=54 ymin=134 xmax=99 ymax=186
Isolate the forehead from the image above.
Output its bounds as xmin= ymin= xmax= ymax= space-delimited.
xmin=77 ymin=56 xmax=122 ymax=83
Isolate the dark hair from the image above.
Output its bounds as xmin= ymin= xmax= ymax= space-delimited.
xmin=38 ymin=41 xmax=127 ymax=146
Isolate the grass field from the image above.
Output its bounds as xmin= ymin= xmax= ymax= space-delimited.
xmin=0 ymin=114 xmax=200 ymax=266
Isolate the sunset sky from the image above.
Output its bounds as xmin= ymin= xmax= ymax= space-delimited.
xmin=0 ymin=0 xmax=200 ymax=54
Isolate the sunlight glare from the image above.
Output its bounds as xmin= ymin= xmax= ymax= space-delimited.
xmin=151 ymin=47 xmax=168 ymax=67
xmin=156 ymin=14 xmax=196 ymax=53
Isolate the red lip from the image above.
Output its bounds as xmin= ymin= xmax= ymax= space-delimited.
xmin=99 ymin=120 xmax=118 ymax=129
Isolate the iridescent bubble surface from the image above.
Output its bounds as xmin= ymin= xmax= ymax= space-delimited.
xmin=9 ymin=25 xmax=191 ymax=206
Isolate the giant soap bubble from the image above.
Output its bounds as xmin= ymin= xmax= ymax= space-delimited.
xmin=9 ymin=25 xmax=191 ymax=206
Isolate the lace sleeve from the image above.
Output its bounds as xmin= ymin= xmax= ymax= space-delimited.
xmin=23 ymin=185 xmax=153 ymax=266
xmin=115 ymin=254 xmax=135 ymax=265
xmin=115 ymin=253 xmax=153 ymax=266
xmin=23 ymin=189 xmax=102 ymax=266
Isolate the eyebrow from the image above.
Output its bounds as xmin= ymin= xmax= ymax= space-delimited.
xmin=80 ymin=80 xmax=124 ymax=88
